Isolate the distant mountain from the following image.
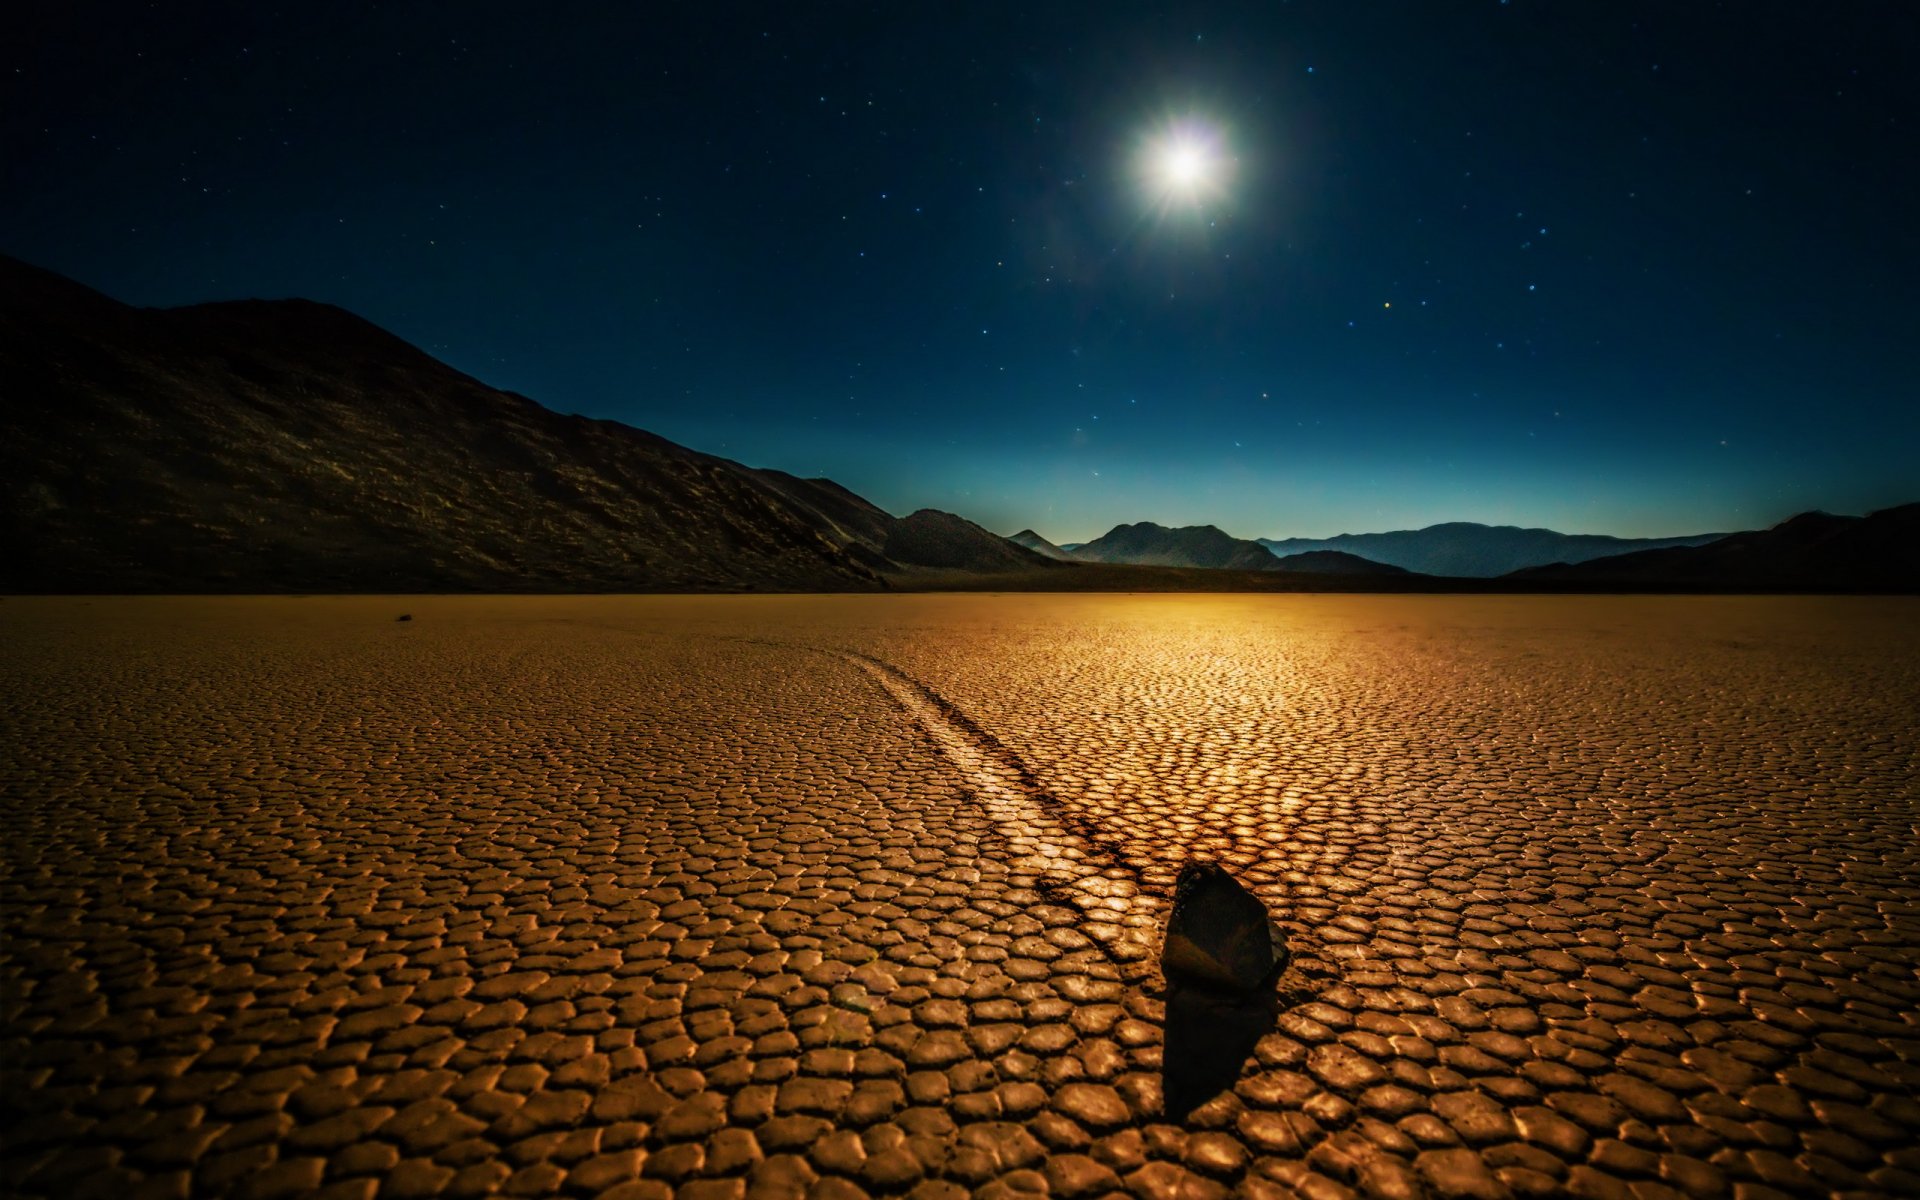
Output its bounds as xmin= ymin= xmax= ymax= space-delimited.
xmin=886 ymin=510 xmax=1048 ymax=571
xmin=1271 ymin=550 xmax=1410 ymax=575
xmin=0 ymin=257 xmax=1051 ymax=592
xmin=1512 ymin=505 xmax=1920 ymax=590
xmin=1258 ymin=522 xmax=1726 ymax=578
xmin=1008 ymin=529 xmax=1076 ymax=560
xmin=1074 ymin=522 xmax=1283 ymax=571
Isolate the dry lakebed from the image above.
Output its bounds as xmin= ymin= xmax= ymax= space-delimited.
xmin=3 ymin=594 xmax=1918 ymax=1200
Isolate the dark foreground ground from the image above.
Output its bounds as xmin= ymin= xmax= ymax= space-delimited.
xmin=3 ymin=594 xmax=1917 ymax=1200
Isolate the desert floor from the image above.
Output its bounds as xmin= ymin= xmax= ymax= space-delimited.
xmin=3 ymin=594 xmax=1918 ymax=1200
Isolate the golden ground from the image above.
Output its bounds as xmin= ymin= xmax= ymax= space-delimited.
xmin=3 ymin=594 xmax=1918 ymax=1200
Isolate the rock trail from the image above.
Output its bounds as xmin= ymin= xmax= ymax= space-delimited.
xmin=843 ymin=651 xmax=1167 ymax=968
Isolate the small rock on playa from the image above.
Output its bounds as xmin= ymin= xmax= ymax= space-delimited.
xmin=1160 ymin=861 xmax=1287 ymax=993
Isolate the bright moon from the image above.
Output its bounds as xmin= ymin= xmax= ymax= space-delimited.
xmin=1161 ymin=143 xmax=1208 ymax=188
xmin=1138 ymin=120 xmax=1229 ymax=208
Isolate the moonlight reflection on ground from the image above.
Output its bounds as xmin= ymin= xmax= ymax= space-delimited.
xmin=5 ymin=594 xmax=1918 ymax=1196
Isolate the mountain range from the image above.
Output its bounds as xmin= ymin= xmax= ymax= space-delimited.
xmin=1064 ymin=522 xmax=1406 ymax=575
xmin=4 ymin=256 xmax=1912 ymax=594
xmin=1071 ymin=522 xmax=1285 ymax=571
xmin=1512 ymin=505 xmax=1920 ymax=590
xmin=1040 ymin=513 xmax=1915 ymax=589
xmin=1256 ymin=523 xmax=1725 ymax=578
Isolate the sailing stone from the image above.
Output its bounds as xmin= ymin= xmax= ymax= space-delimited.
xmin=1160 ymin=862 xmax=1287 ymax=994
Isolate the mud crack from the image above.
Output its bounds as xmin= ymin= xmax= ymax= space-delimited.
xmin=843 ymin=652 xmax=1166 ymax=964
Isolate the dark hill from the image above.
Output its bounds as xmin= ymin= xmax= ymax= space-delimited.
xmin=1511 ymin=505 xmax=1920 ymax=590
xmin=1074 ymin=522 xmax=1281 ymax=570
xmin=1259 ymin=521 xmax=1726 ymax=577
xmin=885 ymin=509 xmax=1048 ymax=571
xmin=0 ymin=257 xmax=1048 ymax=592
xmin=1270 ymin=550 xmax=1410 ymax=575
xmin=1007 ymin=529 xmax=1076 ymax=560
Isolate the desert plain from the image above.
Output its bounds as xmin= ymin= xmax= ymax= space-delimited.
xmin=3 ymin=593 xmax=1918 ymax=1200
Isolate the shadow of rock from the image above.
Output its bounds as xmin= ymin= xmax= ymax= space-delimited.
xmin=1161 ymin=974 xmax=1324 ymax=1119
xmin=1162 ymin=980 xmax=1278 ymax=1118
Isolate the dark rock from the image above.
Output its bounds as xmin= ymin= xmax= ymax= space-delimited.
xmin=396 ymin=614 xmax=413 ymax=622
xmin=1159 ymin=863 xmax=1290 ymax=1118
xmin=1161 ymin=862 xmax=1285 ymax=994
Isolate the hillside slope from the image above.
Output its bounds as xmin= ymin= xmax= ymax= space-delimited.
xmin=1007 ymin=529 xmax=1076 ymax=561
xmin=1270 ymin=550 xmax=1410 ymax=575
xmin=1 ymin=258 xmax=1047 ymax=592
xmin=1511 ymin=506 xmax=1920 ymax=590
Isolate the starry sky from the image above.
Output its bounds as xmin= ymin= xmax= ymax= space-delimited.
xmin=7 ymin=2 xmax=1916 ymax=541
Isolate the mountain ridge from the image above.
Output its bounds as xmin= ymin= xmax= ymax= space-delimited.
xmin=1510 ymin=505 xmax=1920 ymax=589
xmin=1072 ymin=522 xmax=1283 ymax=571
xmin=1007 ymin=529 xmax=1076 ymax=561
xmin=1269 ymin=550 xmax=1409 ymax=576
xmin=5 ymin=257 xmax=1911 ymax=595
xmin=1258 ymin=521 xmax=1727 ymax=578
xmin=0 ymin=255 xmax=1050 ymax=593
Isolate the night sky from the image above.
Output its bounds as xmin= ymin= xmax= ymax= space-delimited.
xmin=8 ymin=2 xmax=1916 ymax=541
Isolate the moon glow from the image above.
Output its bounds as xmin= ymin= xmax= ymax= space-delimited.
xmin=1138 ymin=120 xmax=1230 ymax=210
xmin=1160 ymin=142 xmax=1209 ymax=189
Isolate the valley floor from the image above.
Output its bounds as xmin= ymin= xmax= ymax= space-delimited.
xmin=4 ymin=594 xmax=1918 ymax=1199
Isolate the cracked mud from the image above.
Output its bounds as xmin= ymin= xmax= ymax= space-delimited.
xmin=3 ymin=594 xmax=1917 ymax=1200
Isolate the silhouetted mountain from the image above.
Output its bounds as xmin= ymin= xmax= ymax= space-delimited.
xmin=1075 ymin=523 xmax=1283 ymax=570
xmin=1007 ymin=529 xmax=1075 ymax=560
xmin=1511 ymin=505 xmax=1920 ymax=590
xmin=1270 ymin=550 xmax=1410 ymax=575
xmin=885 ymin=510 xmax=1049 ymax=571
xmin=1258 ymin=522 xmax=1725 ymax=577
xmin=0 ymin=257 xmax=1050 ymax=592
